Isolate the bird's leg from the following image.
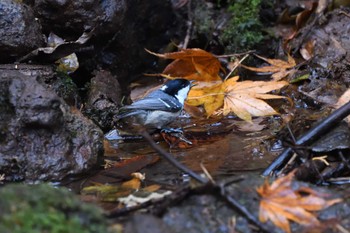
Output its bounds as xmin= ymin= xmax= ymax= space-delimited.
xmin=161 ymin=128 xmax=193 ymax=145
xmin=161 ymin=127 xmax=184 ymax=134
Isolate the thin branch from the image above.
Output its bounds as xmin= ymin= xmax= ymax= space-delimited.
xmin=262 ymin=101 xmax=350 ymax=176
xmin=182 ymin=0 xmax=193 ymax=49
xmin=215 ymin=50 xmax=255 ymax=58
xmin=219 ymin=184 xmax=272 ymax=233
xmin=141 ymin=130 xmax=274 ymax=232
xmin=141 ymin=131 xmax=208 ymax=184
xmin=224 ymin=54 xmax=249 ymax=81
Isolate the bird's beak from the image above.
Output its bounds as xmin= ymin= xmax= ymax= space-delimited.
xmin=190 ymin=80 xmax=197 ymax=87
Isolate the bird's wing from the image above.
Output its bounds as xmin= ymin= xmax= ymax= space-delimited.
xmin=122 ymin=96 xmax=182 ymax=112
xmin=116 ymin=96 xmax=182 ymax=119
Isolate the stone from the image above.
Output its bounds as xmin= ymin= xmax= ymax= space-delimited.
xmin=0 ymin=0 xmax=45 ymax=62
xmin=0 ymin=65 xmax=103 ymax=182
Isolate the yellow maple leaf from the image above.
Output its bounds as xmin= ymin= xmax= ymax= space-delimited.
xmin=186 ymin=77 xmax=287 ymax=120
xmin=223 ymin=77 xmax=288 ymax=122
xmin=257 ymin=171 xmax=342 ymax=233
xmin=186 ymin=81 xmax=224 ymax=116
xmin=241 ymin=54 xmax=296 ymax=81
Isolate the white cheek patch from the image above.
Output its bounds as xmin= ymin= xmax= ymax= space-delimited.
xmin=175 ymin=86 xmax=190 ymax=104
xmin=160 ymin=85 xmax=168 ymax=91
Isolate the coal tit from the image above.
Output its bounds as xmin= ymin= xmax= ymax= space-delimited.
xmin=116 ymin=79 xmax=193 ymax=134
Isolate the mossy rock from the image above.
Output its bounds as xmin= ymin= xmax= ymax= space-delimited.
xmin=191 ymin=0 xmax=266 ymax=52
xmin=220 ymin=0 xmax=264 ymax=52
xmin=0 ymin=183 xmax=108 ymax=233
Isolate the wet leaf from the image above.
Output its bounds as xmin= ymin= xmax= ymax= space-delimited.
xmin=290 ymin=73 xmax=310 ymax=84
xmin=223 ymin=77 xmax=288 ymax=122
xmin=108 ymin=155 xmax=159 ymax=168
xmin=81 ymin=184 xmax=132 ymax=202
xmin=300 ymin=39 xmax=315 ymax=60
xmin=121 ymin=172 xmax=145 ymax=190
xmin=146 ymin=48 xmax=223 ymax=81
xmin=118 ymin=190 xmax=172 ymax=207
xmin=81 ymin=173 xmax=145 ymax=202
xmin=186 ymin=76 xmax=287 ymax=120
xmin=100 ymin=154 xmax=159 ymax=179
xmin=161 ymin=131 xmax=196 ymax=149
xmin=241 ymin=54 xmax=296 ymax=80
xmin=233 ymin=118 xmax=266 ymax=132
xmin=18 ymin=30 xmax=92 ymax=66
xmin=186 ymin=81 xmax=225 ymax=116
xmin=143 ymin=184 xmax=161 ymax=192
xmin=257 ymin=171 xmax=342 ymax=233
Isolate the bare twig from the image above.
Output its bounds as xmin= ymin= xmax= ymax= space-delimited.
xmin=141 ymin=130 xmax=274 ymax=232
xmin=218 ymin=184 xmax=272 ymax=233
xmin=215 ymin=50 xmax=255 ymax=58
xmin=141 ymin=131 xmax=208 ymax=184
xmin=224 ymin=54 xmax=249 ymax=81
xmin=182 ymin=0 xmax=193 ymax=49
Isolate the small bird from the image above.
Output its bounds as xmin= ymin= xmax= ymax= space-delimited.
xmin=115 ymin=79 xmax=193 ymax=134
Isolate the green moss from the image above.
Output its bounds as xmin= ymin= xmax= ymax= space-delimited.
xmin=191 ymin=0 xmax=266 ymax=52
xmin=0 ymin=183 xmax=108 ymax=233
xmin=220 ymin=0 xmax=264 ymax=52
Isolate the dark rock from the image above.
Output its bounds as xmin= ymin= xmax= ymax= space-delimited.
xmin=96 ymin=0 xmax=178 ymax=86
xmin=0 ymin=0 xmax=45 ymax=62
xmin=0 ymin=65 xmax=103 ymax=182
xmin=31 ymin=0 xmax=127 ymax=38
xmin=66 ymin=0 xmax=180 ymax=90
xmin=0 ymin=64 xmax=80 ymax=106
xmin=125 ymin=213 xmax=174 ymax=233
xmin=24 ymin=0 xmax=181 ymax=94
xmin=84 ymin=69 xmax=121 ymax=131
xmin=0 ymin=183 xmax=108 ymax=233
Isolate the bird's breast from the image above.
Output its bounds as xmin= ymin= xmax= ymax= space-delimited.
xmin=144 ymin=110 xmax=180 ymax=129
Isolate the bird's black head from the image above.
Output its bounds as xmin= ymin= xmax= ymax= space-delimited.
xmin=160 ymin=79 xmax=192 ymax=104
xmin=160 ymin=79 xmax=191 ymax=96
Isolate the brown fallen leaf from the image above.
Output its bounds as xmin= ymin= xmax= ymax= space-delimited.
xmin=233 ymin=117 xmax=266 ymax=132
xmin=257 ymin=171 xmax=342 ymax=233
xmin=146 ymin=48 xmax=223 ymax=81
xmin=121 ymin=172 xmax=145 ymax=190
xmin=241 ymin=54 xmax=296 ymax=80
xmin=161 ymin=131 xmax=197 ymax=149
xmin=300 ymin=39 xmax=315 ymax=60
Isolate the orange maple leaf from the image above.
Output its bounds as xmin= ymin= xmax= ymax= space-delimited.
xmin=146 ymin=48 xmax=223 ymax=81
xmin=241 ymin=54 xmax=296 ymax=81
xmin=257 ymin=171 xmax=342 ymax=233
